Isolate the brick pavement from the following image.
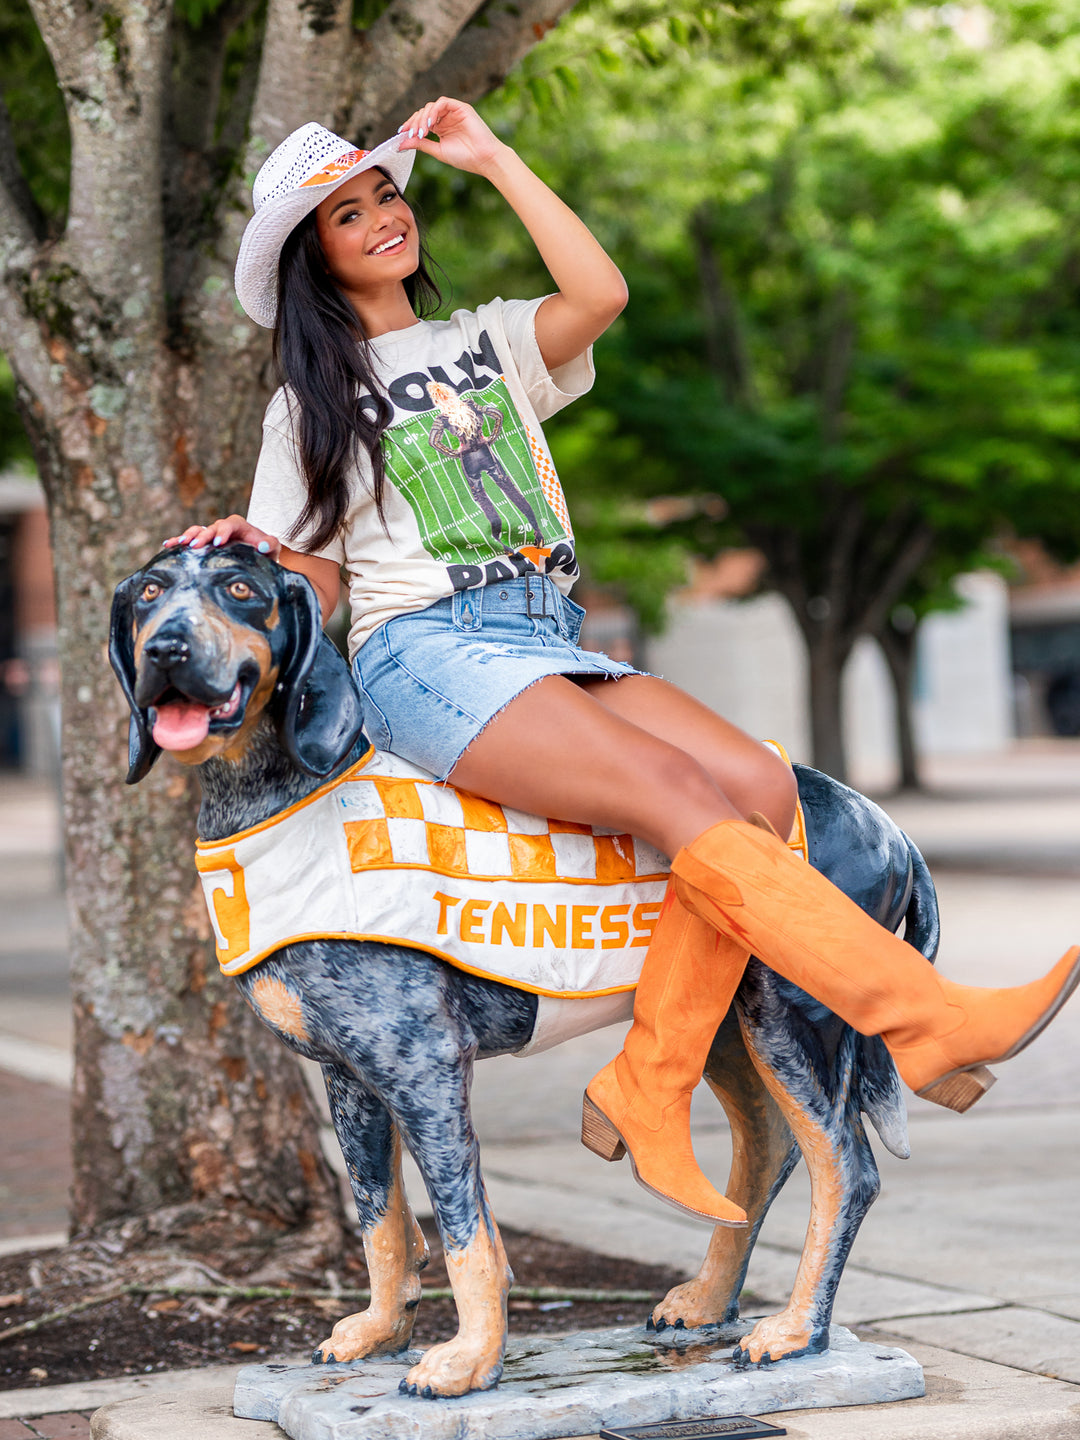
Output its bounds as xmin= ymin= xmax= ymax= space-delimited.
xmin=0 ymin=1417 xmax=92 ymax=1439
xmin=0 ymin=1070 xmax=71 ymax=1241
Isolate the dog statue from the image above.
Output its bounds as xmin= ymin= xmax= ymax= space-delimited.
xmin=110 ymin=542 xmax=938 ymax=1400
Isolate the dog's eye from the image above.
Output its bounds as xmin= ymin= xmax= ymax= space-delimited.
xmin=228 ymin=581 xmax=253 ymax=600
xmin=141 ymin=582 xmax=162 ymax=602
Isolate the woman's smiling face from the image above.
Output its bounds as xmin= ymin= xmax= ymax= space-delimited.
xmin=314 ymin=166 xmax=419 ymax=298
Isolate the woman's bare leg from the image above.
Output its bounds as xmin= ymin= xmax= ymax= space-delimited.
xmin=576 ymin=674 xmax=797 ymax=840
xmin=448 ymin=674 xmax=795 ymax=859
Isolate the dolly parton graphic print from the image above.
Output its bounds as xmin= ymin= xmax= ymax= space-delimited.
xmin=381 ymin=370 xmax=570 ymax=590
xmin=246 ymin=297 xmax=588 ymax=654
xmin=426 ymin=382 xmax=545 ymax=547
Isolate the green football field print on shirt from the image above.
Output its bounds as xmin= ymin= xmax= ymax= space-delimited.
xmin=383 ymin=374 xmax=569 ymax=569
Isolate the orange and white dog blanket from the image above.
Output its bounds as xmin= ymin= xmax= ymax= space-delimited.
xmin=194 ymin=743 xmax=807 ymax=1032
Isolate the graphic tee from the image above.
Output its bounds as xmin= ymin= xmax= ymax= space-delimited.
xmin=246 ymin=297 xmax=591 ymax=656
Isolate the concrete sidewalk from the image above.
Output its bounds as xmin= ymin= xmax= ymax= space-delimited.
xmin=881 ymin=741 xmax=1080 ymax=874
xmin=4 ymin=745 xmax=1080 ymax=1437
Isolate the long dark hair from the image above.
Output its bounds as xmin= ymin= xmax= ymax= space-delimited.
xmin=272 ymin=181 xmax=442 ymax=550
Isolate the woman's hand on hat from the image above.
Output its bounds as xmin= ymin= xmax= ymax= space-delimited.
xmin=397 ymin=97 xmax=507 ymax=176
xmin=162 ymin=516 xmax=282 ymax=559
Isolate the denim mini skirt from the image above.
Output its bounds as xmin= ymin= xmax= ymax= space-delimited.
xmin=352 ymin=575 xmax=643 ymax=779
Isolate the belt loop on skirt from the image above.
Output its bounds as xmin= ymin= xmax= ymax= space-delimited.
xmin=525 ymin=574 xmax=569 ymax=639
xmin=451 ymin=587 xmax=483 ymax=631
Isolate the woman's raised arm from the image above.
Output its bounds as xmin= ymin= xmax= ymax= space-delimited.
xmin=398 ymin=98 xmax=628 ymax=370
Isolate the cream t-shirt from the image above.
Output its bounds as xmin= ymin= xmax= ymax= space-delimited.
xmin=247 ymin=296 xmax=593 ymax=656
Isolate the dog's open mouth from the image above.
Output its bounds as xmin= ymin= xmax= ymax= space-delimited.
xmin=151 ymin=682 xmax=244 ymax=751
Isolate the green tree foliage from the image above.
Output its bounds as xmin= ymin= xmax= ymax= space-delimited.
xmin=0 ymin=0 xmax=69 ymax=230
xmin=0 ymin=357 xmax=33 ymax=470
xmin=421 ymin=0 xmax=1080 ymax=779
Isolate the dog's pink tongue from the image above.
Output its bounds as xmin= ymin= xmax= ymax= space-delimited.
xmin=152 ymin=701 xmax=212 ymax=751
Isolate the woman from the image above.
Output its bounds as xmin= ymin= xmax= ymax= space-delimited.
xmin=167 ymin=98 xmax=1080 ymax=1227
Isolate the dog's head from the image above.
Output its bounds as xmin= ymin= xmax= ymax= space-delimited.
xmin=110 ymin=543 xmax=364 ymax=783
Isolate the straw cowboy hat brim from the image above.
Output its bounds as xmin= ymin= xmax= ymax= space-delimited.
xmin=235 ymin=127 xmax=416 ymax=329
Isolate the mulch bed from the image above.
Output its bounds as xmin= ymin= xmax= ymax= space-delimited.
xmin=0 ymin=1224 xmax=694 ymax=1391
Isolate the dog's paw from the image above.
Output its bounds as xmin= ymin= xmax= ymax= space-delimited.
xmin=732 ymin=1312 xmax=827 ymax=1368
xmin=311 ymin=1308 xmax=416 ymax=1364
xmin=400 ymin=1337 xmax=504 ymax=1397
xmin=651 ymin=1279 xmax=735 ymax=1332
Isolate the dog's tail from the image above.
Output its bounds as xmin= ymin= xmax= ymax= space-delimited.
xmin=899 ymin=830 xmax=941 ymax=965
xmin=854 ymin=830 xmax=941 ymax=1161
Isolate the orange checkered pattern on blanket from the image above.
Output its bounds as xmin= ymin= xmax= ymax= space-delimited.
xmin=344 ymin=776 xmax=665 ymax=885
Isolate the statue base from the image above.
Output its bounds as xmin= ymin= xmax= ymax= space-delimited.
xmin=234 ymin=1321 xmax=924 ymax=1439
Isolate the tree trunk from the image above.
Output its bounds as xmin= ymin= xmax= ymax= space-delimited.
xmin=22 ymin=318 xmax=346 ymax=1274
xmin=804 ymin=626 xmax=851 ymax=784
xmin=878 ymin=619 xmax=922 ymax=792
xmin=749 ymin=500 xmax=935 ymax=790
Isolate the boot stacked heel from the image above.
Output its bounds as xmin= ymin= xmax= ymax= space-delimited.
xmin=581 ymin=1093 xmax=626 ymax=1161
xmin=917 ymin=1065 xmax=996 ymax=1113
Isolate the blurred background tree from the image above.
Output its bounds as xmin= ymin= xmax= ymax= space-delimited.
xmin=420 ymin=0 xmax=1080 ymax=782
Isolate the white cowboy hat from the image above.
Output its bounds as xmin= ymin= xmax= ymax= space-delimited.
xmin=234 ymin=122 xmax=416 ymax=329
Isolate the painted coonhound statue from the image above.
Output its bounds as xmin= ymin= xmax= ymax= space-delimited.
xmin=110 ymin=542 xmax=939 ymax=1400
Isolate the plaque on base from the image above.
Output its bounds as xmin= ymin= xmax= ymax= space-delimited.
xmin=600 ymin=1419 xmax=786 ymax=1440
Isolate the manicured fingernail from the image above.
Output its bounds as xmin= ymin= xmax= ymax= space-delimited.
xmin=191 ymin=542 xmax=204 ymax=550
xmin=258 ymin=541 xmax=270 ymax=554
xmin=213 ymin=536 xmax=224 ymax=546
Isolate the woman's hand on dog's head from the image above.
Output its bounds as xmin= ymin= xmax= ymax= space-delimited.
xmin=163 ymin=516 xmax=281 ymax=559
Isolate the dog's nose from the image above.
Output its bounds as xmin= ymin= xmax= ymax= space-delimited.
xmin=143 ymin=635 xmax=191 ymax=667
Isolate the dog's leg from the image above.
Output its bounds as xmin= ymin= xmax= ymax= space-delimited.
xmin=399 ymin=1184 xmax=511 ymax=1400
xmin=312 ymin=1066 xmax=429 ymax=1363
xmin=651 ymin=1006 xmax=798 ymax=1331
xmin=274 ymin=941 xmax=513 ymax=1398
xmin=392 ymin=1092 xmax=512 ymax=1398
xmin=732 ymin=1004 xmax=881 ymax=1367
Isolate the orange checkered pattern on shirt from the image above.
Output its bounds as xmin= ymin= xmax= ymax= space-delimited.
xmin=523 ymin=420 xmax=573 ymax=536
xmin=343 ymin=776 xmax=666 ymax=885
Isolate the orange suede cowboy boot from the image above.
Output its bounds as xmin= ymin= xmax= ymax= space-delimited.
xmin=671 ymin=819 xmax=1080 ymax=1112
xmin=582 ymin=881 xmax=750 ymax=1225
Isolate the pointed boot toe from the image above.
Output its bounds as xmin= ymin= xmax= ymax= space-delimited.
xmin=898 ymin=945 xmax=1080 ymax=1105
xmin=671 ymin=821 xmax=1080 ymax=1116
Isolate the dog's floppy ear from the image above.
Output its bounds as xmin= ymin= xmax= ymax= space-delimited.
xmin=109 ymin=573 xmax=162 ymax=785
xmin=274 ymin=569 xmax=365 ymax=776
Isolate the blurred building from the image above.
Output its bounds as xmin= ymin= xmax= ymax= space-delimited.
xmin=0 ymin=472 xmax=59 ymax=776
xmin=640 ymin=555 xmax=1013 ymax=792
xmin=1000 ymin=539 xmax=1080 ymax=739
